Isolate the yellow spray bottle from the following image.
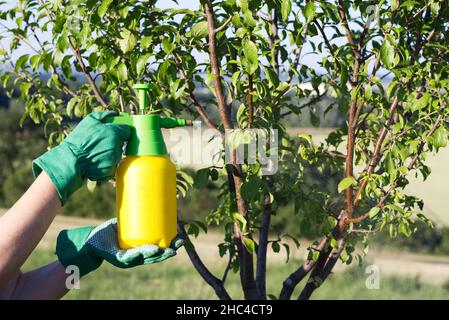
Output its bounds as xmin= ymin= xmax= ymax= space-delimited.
xmin=107 ymin=83 xmax=191 ymax=249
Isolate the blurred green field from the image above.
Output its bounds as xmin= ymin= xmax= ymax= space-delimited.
xmin=22 ymin=248 xmax=449 ymax=300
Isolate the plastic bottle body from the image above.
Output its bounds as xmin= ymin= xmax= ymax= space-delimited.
xmin=116 ymin=155 xmax=177 ymax=249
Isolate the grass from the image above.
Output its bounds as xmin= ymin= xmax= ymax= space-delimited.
xmin=22 ymin=249 xmax=449 ymax=300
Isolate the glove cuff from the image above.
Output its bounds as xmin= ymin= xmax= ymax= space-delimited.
xmin=56 ymin=226 xmax=103 ymax=277
xmin=32 ymin=143 xmax=83 ymax=205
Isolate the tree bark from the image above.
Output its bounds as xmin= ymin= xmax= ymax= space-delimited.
xmin=178 ymin=221 xmax=231 ymax=300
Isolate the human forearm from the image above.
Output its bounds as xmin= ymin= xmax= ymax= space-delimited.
xmin=1 ymin=261 xmax=70 ymax=300
xmin=0 ymin=172 xmax=61 ymax=285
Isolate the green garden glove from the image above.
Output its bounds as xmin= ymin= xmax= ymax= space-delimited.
xmin=32 ymin=111 xmax=131 ymax=205
xmin=56 ymin=218 xmax=185 ymax=277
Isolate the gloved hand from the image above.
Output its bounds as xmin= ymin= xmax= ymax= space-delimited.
xmin=32 ymin=111 xmax=131 ymax=205
xmin=56 ymin=218 xmax=184 ymax=277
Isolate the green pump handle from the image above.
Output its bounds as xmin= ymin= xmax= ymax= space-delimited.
xmin=105 ymin=83 xmax=192 ymax=156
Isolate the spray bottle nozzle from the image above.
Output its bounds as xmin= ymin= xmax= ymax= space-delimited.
xmin=133 ymin=83 xmax=155 ymax=113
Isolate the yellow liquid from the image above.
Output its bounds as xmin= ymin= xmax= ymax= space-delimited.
xmin=116 ymin=155 xmax=177 ymax=249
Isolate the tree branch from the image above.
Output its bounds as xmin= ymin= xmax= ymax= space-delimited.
xmin=279 ymin=237 xmax=326 ymax=300
xmin=320 ymin=238 xmax=347 ymax=281
xmin=68 ymin=37 xmax=108 ymax=108
xmin=204 ymin=0 xmax=232 ymax=129
xmin=337 ymin=0 xmax=361 ymax=61
xmin=215 ymin=15 xmax=233 ymax=33
xmin=177 ymin=221 xmax=231 ymax=300
xmin=255 ymin=184 xmax=272 ymax=299
xmin=280 ymin=91 xmax=326 ymax=118
xmin=313 ymin=20 xmax=340 ymax=70
xmin=204 ymin=1 xmax=256 ymax=299
xmin=354 ymin=95 xmax=399 ymax=206
xmin=348 ymin=114 xmax=444 ymax=224
xmin=222 ymin=244 xmax=234 ymax=284
xmin=172 ymin=52 xmax=219 ymax=131
xmin=298 ymin=242 xmax=332 ymax=300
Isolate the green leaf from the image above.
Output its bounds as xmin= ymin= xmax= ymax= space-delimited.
xmin=66 ymin=96 xmax=79 ymax=117
xmin=119 ymin=29 xmax=137 ymax=53
xmin=263 ymin=66 xmax=279 ymax=88
xmin=391 ymin=0 xmax=399 ymax=11
xmin=338 ymin=176 xmax=357 ymax=193
xmin=281 ymin=0 xmax=292 ymax=22
xmin=141 ymin=36 xmax=152 ymax=49
xmin=432 ymin=126 xmax=448 ymax=148
xmin=162 ymin=38 xmax=175 ymax=55
xmin=411 ymin=93 xmax=431 ymax=112
xmin=188 ymin=223 xmax=200 ymax=238
xmin=235 ymin=27 xmax=247 ymax=38
xmin=136 ymin=54 xmax=151 ymax=76
xmin=117 ymin=63 xmax=128 ymax=81
xmin=298 ymin=133 xmax=312 ymax=145
xmin=431 ymin=1 xmax=440 ymax=15
xmin=98 ymin=0 xmax=113 ymax=18
xmin=330 ymin=238 xmax=338 ymax=249
xmin=369 ymin=207 xmax=380 ymax=218
xmin=231 ymin=212 xmax=247 ymax=231
xmin=237 ymin=0 xmax=249 ymax=11
xmin=193 ymin=168 xmax=209 ymax=188
xmin=364 ymin=83 xmax=372 ymax=100
xmin=380 ymin=38 xmax=396 ymax=68
xmin=19 ymin=82 xmax=32 ymax=97
xmin=243 ymin=238 xmax=255 ymax=254
xmin=236 ymin=103 xmax=247 ymax=127
xmin=15 ymin=54 xmax=29 ymax=71
xmin=30 ymin=55 xmax=41 ymax=70
xmin=243 ymin=39 xmax=258 ymax=75
xmin=304 ymin=2 xmax=316 ymax=22
xmin=243 ymin=10 xmax=257 ymax=28
xmin=240 ymin=174 xmax=261 ymax=201
xmin=190 ymin=21 xmax=208 ymax=39
xmin=272 ymin=241 xmax=280 ymax=253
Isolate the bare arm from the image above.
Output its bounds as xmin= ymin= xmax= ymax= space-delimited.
xmin=0 ymin=261 xmax=69 ymax=300
xmin=0 ymin=172 xmax=61 ymax=286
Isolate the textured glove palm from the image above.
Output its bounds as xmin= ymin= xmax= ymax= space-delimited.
xmin=32 ymin=111 xmax=131 ymax=205
xmin=56 ymin=218 xmax=184 ymax=277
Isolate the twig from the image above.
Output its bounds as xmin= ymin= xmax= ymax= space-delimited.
xmin=215 ymin=15 xmax=233 ymax=33
xmin=172 ymin=52 xmax=219 ymax=132
xmin=286 ymin=23 xmax=309 ymax=84
xmin=222 ymin=244 xmax=234 ymax=284
xmin=353 ymin=96 xmax=399 ymax=206
xmin=67 ymin=37 xmax=108 ymax=108
xmin=280 ymin=91 xmax=326 ymax=118
xmin=313 ymin=20 xmax=340 ymax=70
xmin=411 ymin=1 xmax=432 ymax=20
